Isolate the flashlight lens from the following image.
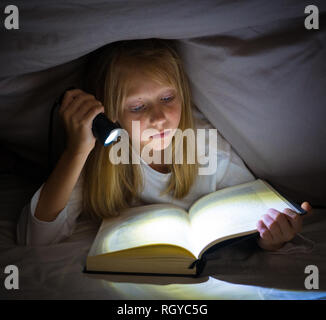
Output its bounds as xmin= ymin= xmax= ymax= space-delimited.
xmin=104 ymin=129 xmax=120 ymax=146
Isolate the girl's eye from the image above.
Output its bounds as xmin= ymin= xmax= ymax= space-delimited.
xmin=130 ymin=105 xmax=145 ymax=112
xmin=129 ymin=96 xmax=174 ymax=112
xmin=161 ymin=96 xmax=174 ymax=102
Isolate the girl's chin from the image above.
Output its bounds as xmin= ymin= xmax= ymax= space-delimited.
xmin=140 ymin=139 xmax=172 ymax=153
xmin=152 ymin=138 xmax=172 ymax=149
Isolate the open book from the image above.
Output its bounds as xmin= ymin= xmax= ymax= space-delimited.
xmin=85 ymin=179 xmax=306 ymax=277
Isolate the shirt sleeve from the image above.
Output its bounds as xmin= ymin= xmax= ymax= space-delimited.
xmin=16 ymin=172 xmax=84 ymax=246
xmin=215 ymin=135 xmax=256 ymax=190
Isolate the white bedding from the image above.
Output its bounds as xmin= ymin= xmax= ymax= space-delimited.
xmin=0 ymin=174 xmax=325 ymax=300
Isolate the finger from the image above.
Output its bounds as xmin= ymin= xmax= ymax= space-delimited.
xmin=283 ymin=208 xmax=303 ymax=233
xmin=261 ymin=212 xmax=283 ymax=240
xmin=59 ymin=89 xmax=84 ymax=113
xmin=267 ymin=208 xmax=294 ymax=242
xmin=301 ymin=201 xmax=313 ymax=216
xmin=257 ymin=220 xmax=273 ymax=243
xmin=75 ymin=100 xmax=103 ymax=121
xmin=81 ymin=104 xmax=105 ymax=126
xmin=64 ymin=94 xmax=97 ymax=118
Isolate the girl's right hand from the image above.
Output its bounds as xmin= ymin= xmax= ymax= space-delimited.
xmin=58 ymin=88 xmax=105 ymax=157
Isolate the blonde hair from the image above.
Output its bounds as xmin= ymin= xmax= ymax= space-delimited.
xmin=82 ymin=38 xmax=199 ymax=221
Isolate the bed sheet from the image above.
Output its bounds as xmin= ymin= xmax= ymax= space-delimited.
xmin=0 ymin=174 xmax=325 ymax=300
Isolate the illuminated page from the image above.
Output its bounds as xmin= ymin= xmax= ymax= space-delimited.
xmin=88 ymin=204 xmax=195 ymax=258
xmin=188 ymin=179 xmax=298 ymax=258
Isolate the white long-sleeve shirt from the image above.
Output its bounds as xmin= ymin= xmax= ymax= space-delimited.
xmin=16 ymin=112 xmax=255 ymax=246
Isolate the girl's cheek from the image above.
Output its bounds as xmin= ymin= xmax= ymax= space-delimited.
xmin=127 ymin=120 xmax=147 ymax=142
xmin=171 ymin=104 xmax=182 ymax=125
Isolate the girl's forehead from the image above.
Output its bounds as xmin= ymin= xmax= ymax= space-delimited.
xmin=119 ymin=59 xmax=175 ymax=86
xmin=123 ymin=73 xmax=175 ymax=98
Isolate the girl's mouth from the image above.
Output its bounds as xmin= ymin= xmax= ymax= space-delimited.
xmin=151 ymin=130 xmax=171 ymax=139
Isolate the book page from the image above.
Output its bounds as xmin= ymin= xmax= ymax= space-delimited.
xmin=188 ymin=179 xmax=298 ymax=258
xmin=89 ymin=203 xmax=195 ymax=258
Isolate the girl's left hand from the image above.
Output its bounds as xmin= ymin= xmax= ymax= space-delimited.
xmin=257 ymin=202 xmax=313 ymax=251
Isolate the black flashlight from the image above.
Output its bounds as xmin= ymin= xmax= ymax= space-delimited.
xmin=57 ymin=87 xmax=122 ymax=146
xmin=91 ymin=112 xmax=122 ymax=146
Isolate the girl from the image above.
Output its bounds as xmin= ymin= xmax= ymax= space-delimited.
xmin=17 ymin=38 xmax=312 ymax=251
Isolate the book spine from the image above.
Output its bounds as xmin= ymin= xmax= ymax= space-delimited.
xmin=188 ymin=256 xmax=207 ymax=277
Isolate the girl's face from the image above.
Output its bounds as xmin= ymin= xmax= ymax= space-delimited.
xmin=118 ymin=70 xmax=182 ymax=156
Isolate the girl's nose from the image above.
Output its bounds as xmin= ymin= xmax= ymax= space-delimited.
xmin=149 ymin=105 xmax=166 ymax=126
